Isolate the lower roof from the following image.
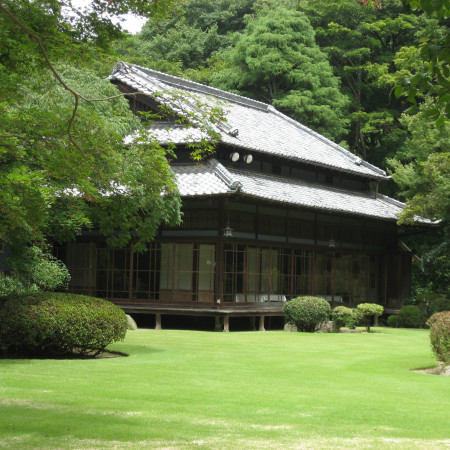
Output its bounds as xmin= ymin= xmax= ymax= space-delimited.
xmin=172 ymin=159 xmax=404 ymax=222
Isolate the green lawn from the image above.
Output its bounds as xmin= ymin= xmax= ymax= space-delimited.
xmin=0 ymin=328 xmax=449 ymax=449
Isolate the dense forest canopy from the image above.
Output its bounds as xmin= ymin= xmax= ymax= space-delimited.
xmin=0 ymin=0 xmax=448 ymax=296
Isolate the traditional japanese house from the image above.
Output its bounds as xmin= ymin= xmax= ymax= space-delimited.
xmin=55 ymin=62 xmax=416 ymax=331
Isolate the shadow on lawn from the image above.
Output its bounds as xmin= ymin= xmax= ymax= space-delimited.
xmin=0 ymin=350 xmax=129 ymax=362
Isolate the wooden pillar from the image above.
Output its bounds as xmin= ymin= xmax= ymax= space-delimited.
xmin=250 ymin=316 xmax=256 ymax=331
xmin=128 ymin=242 xmax=134 ymax=300
xmin=214 ymin=316 xmax=222 ymax=332
xmin=215 ymin=199 xmax=225 ymax=303
xmin=223 ymin=315 xmax=230 ymax=332
xmin=259 ymin=315 xmax=265 ymax=332
xmin=88 ymin=241 xmax=95 ymax=297
xmin=155 ymin=313 xmax=162 ymax=330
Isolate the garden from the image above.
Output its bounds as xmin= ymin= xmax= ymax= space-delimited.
xmin=1 ymin=324 xmax=449 ymax=449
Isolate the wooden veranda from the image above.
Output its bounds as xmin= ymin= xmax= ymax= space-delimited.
xmin=112 ymin=301 xmax=286 ymax=332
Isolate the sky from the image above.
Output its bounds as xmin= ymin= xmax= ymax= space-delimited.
xmin=69 ymin=0 xmax=147 ymax=34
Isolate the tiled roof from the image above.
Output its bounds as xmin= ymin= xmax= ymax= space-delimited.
xmin=110 ymin=62 xmax=388 ymax=180
xmin=174 ymin=163 xmax=231 ymax=196
xmin=230 ymin=169 xmax=403 ymax=221
xmin=172 ymin=160 xmax=403 ymax=221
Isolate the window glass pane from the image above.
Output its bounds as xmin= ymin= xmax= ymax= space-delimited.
xmin=198 ymin=244 xmax=215 ymax=291
xmin=175 ymin=244 xmax=193 ymax=290
xmin=261 ymin=248 xmax=278 ymax=292
xmin=160 ymin=244 xmax=173 ymax=290
xmin=247 ymin=247 xmax=259 ymax=293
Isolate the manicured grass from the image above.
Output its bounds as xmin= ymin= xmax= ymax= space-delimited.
xmin=0 ymin=328 xmax=449 ymax=449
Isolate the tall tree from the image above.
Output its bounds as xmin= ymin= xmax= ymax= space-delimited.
xmin=122 ymin=0 xmax=255 ymax=70
xmin=387 ymin=100 xmax=449 ymax=224
xmin=210 ymin=5 xmax=349 ymax=141
xmin=383 ymin=0 xmax=450 ymax=225
xmin=0 ymin=0 xmax=217 ymax=266
xmin=298 ymin=0 xmax=434 ymax=167
xmin=394 ymin=0 xmax=449 ymax=123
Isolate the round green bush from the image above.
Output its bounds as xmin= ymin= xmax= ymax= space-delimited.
xmin=387 ymin=314 xmax=398 ymax=328
xmin=427 ymin=311 xmax=450 ymax=363
xmin=0 ymin=293 xmax=127 ymax=357
xmin=331 ymin=306 xmax=354 ymax=331
xmin=397 ymin=305 xmax=424 ymax=328
xmin=283 ymin=296 xmax=331 ymax=332
xmin=356 ymin=303 xmax=384 ymax=332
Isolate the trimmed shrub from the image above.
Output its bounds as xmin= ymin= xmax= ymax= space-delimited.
xmin=397 ymin=305 xmax=424 ymax=328
xmin=0 ymin=293 xmax=127 ymax=356
xmin=427 ymin=311 xmax=450 ymax=363
xmin=332 ymin=306 xmax=354 ymax=332
xmin=387 ymin=314 xmax=398 ymax=328
xmin=346 ymin=309 xmax=362 ymax=330
xmin=283 ymin=296 xmax=331 ymax=332
xmin=356 ymin=303 xmax=384 ymax=332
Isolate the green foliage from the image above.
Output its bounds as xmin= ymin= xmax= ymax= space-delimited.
xmin=0 ymin=58 xmax=182 ymax=249
xmin=283 ymin=296 xmax=331 ymax=332
xmin=397 ymin=305 xmax=424 ymax=328
xmin=429 ymin=297 xmax=450 ymax=316
xmin=0 ymin=246 xmax=70 ymax=295
xmin=0 ymin=276 xmax=38 ymax=298
xmin=387 ymin=314 xmax=399 ymax=328
xmin=210 ymin=6 xmax=349 ymax=141
xmin=388 ymin=101 xmax=450 ymax=224
xmin=129 ymin=0 xmax=255 ymax=70
xmin=331 ymin=305 xmax=354 ymax=331
xmin=299 ymin=0 xmax=422 ymax=162
xmin=1 ymin=1 xmax=213 ymax=266
xmin=406 ymin=289 xmax=449 ymax=318
xmin=356 ymin=303 xmax=384 ymax=332
xmin=397 ymin=0 xmax=449 ymax=123
xmin=140 ymin=23 xmax=225 ymax=69
xmin=0 ymin=293 xmax=127 ymax=356
xmin=427 ymin=311 xmax=450 ymax=362
xmin=416 ymin=242 xmax=450 ymax=295
xmin=28 ymin=248 xmax=70 ymax=292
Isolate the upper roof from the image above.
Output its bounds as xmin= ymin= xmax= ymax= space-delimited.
xmin=109 ymin=62 xmax=388 ymax=180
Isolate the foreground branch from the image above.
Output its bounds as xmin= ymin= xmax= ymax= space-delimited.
xmin=0 ymin=3 xmax=140 ymax=175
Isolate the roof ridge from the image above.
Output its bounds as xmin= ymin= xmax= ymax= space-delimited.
xmin=116 ymin=62 xmax=270 ymax=112
xmin=376 ymin=193 xmax=405 ymax=209
xmin=267 ymin=106 xmax=387 ymax=179
xmin=207 ymin=159 xmax=242 ymax=192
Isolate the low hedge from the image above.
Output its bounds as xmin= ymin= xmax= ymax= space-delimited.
xmin=283 ymin=296 xmax=331 ymax=332
xmin=0 ymin=293 xmax=127 ymax=357
xmin=387 ymin=314 xmax=398 ymax=328
xmin=397 ymin=305 xmax=424 ymax=328
xmin=427 ymin=311 xmax=450 ymax=363
xmin=331 ymin=306 xmax=354 ymax=332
